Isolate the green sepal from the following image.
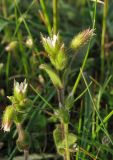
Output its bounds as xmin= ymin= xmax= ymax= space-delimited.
xmin=7 ymin=96 xmax=17 ymax=103
xmin=50 ymin=51 xmax=67 ymax=71
xmin=13 ymin=112 xmax=24 ymax=124
xmin=40 ymin=64 xmax=63 ymax=89
xmin=14 ymin=90 xmax=26 ymax=102
xmin=16 ymin=98 xmax=32 ymax=113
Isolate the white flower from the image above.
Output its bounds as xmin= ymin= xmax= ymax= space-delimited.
xmin=42 ymin=34 xmax=58 ymax=48
xmin=14 ymin=79 xmax=28 ymax=101
xmin=47 ymin=34 xmax=58 ymax=47
xmin=26 ymin=37 xmax=33 ymax=48
xmin=2 ymin=121 xmax=12 ymax=132
xmin=14 ymin=79 xmax=28 ymax=95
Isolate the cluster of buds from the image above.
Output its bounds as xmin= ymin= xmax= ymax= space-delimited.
xmin=2 ymin=79 xmax=31 ymax=152
xmin=14 ymin=79 xmax=28 ymax=101
xmin=70 ymin=28 xmax=95 ymax=50
xmin=2 ymin=79 xmax=31 ymax=131
xmin=41 ymin=33 xmax=67 ymax=70
xmin=26 ymin=37 xmax=33 ymax=48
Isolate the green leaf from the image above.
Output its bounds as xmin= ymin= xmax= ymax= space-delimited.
xmin=62 ymin=133 xmax=77 ymax=147
xmin=54 ymin=108 xmax=69 ymax=124
xmin=65 ymin=94 xmax=74 ymax=110
xmin=53 ymin=124 xmax=65 ymax=155
xmin=16 ymin=131 xmax=30 ymax=152
xmin=53 ymin=125 xmax=77 ymax=155
xmin=0 ymin=18 xmax=9 ymax=32
xmin=40 ymin=64 xmax=63 ymax=89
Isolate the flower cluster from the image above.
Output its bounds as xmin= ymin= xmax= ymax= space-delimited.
xmin=70 ymin=28 xmax=95 ymax=50
xmin=41 ymin=34 xmax=67 ymax=70
xmin=2 ymin=79 xmax=31 ymax=132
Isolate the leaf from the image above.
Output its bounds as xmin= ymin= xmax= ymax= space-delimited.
xmin=53 ymin=124 xmax=64 ymax=155
xmin=54 ymin=108 xmax=69 ymax=124
xmin=65 ymin=94 xmax=75 ymax=110
xmin=0 ymin=18 xmax=9 ymax=32
xmin=53 ymin=125 xmax=77 ymax=155
xmin=40 ymin=64 xmax=63 ymax=89
xmin=62 ymin=133 xmax=77 ymax=147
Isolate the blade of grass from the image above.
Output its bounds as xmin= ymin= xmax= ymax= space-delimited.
xmin=53 ymin=0 xmax=58 ymax=34
xmin=81 ymin=69 xmax=113 ymax=145
xmin=39 ymin=0 xmax=52 ymax=35
xmin=71 ymin=0 xmax=97 ymax=96
xmin=101 ymin=0 xmax=108 ymax=81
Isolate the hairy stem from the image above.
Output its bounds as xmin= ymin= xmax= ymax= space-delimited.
xmin=64 ymin=123 xmax=70 ymax=160
xmin=16 ymin=123 xmax=29 ymax=160
xmin=57 ymin=89 xmax=70 ymax=160
xmin=24 ymin=149 xmax=29 ymax=160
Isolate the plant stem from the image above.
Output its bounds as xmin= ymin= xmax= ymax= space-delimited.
xmin=39 ymin=0 xmax=52 ymax=35
xmin=24 ymin=149 xmax=29 ymax=160
xmin=57 ymin=88 xmax=70 ymax=160
xmin=71 ymin=0 xmax=97 ymax=96
xmin=16 ymin=123 xmax=25 ymax=143
xmin=64 ymin=123 xmax=70 ymax=160
xmin=16 ymin=123 xmax=29 ymax=160
xmin=101 ymin=0 xmax=108 ymax=81
xmin=53 ymin=0 xmax=58 ymax=34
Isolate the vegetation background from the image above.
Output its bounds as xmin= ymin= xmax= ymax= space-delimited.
xmin=0 ymin=0 xmax=113 ymax=159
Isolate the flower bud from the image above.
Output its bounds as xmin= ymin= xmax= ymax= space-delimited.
xmin=14 ymin=79 xmax=28 ymax=101
xmin=2 ymin=106 xmax=15 ymax=132
xmin=5 ymin=41 xmax=18 ymax=52
xmin=41 ymin=34 xmax=60 ymax=56
xmin=40 ymin=64 xmax=63 ymax=89
xmin=70 ymin=28 xmax=95 ymax=50
xmin=26 ymin=37 xmax=33 ymax=48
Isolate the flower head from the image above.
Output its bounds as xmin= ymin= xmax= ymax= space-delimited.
xmin=26 ymin=37 xmax=33 ymax=48
xmin=41 ymin=33 xmax=67 ymax=70
xmin=42 ymin=34 xmax=59 ymax=49
xmin=2 ymin=106 xmax=14 ymax=132
xmin=70 ymin=28 xmax=95 ymax=50
xmin=14 ymin=79 xmax=28 ymax=101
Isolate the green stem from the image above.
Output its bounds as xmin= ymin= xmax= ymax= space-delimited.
xmin=64 ymin=123 xmax=70 ymax=160
xmin=24 ymin=150 xmax=29 ymax=160
xmin=16 ymin=123 xmax=25 ymax=142
xmin=101 ymin=0 xmax=108 ymax=81
xmin=71 ymin=0 xmax=97 ymax=96
xmin=39 ymin=0 xmax=52 ymax=35
xmin=6 ymin=52 xmax=11 ymax=93
xmin=58 ymin=88 xmax=70 ymax=160
xmin=53 ymin=0 xmax=58 ymax=34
